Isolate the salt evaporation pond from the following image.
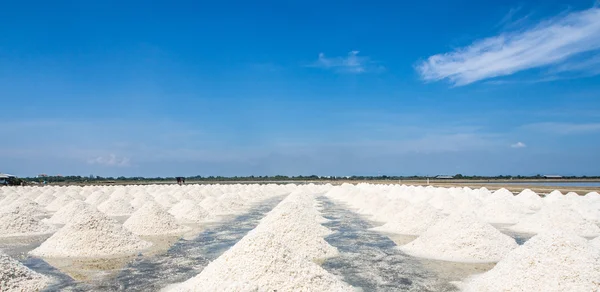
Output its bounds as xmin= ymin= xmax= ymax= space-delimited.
xmin=318 ymin=196 xmax=495 ymax=291
xmin=2 ymin=183 xmax=600 ymax=291
xmin=25 ymin=196 xmax=284 ymax=291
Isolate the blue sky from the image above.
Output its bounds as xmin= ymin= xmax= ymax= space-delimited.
xmin=1 ymin=0 xmax=600 ymax=177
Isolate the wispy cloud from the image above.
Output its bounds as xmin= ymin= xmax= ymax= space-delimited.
xmin=416 ymin=7 xmax=600 ymax=86
xmin=309 ymin=51 xmax=384 ymax=74
xmin=522 ymin=122 xmax=600 ymax=134
xmin=88 ymin=154 xmax=131 ymax=167
xmin=496 ymin=6 xmax=533 ymax=30
xmin=510 ymin=141 xmax=527 ymax=148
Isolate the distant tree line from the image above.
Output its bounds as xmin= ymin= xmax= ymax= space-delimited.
xmin=18 ymin=173 xmax=600 ymax=184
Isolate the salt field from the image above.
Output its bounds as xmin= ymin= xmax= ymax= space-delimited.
xmin=1 ymin=183 xmax=600 ymax=291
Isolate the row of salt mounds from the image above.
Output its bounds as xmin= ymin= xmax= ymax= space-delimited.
xmin=372 ymin=202 xmax=445 ymax=235
xmin=0 ymin=250 xmax=50 ymax=292
xmin=252 ymin=190 xmax=339 ymax=261
xmin=0 ymin=204 xmax=56 ymax=237
xmin=29 ymin=208 xmax=152 ymax=258
xmin=168 ymin=189 xmax=351 ymax=292
xmin=168 ymin=231 xmax=353 ymax=292
xmin=168 ymin=200 xmax=212 ymax=223
xmin=475 ymin=188 xmax=532 ymax=225
xmin=123 ymin=202 xmax=190 ymax=236
xmin=463 ymin=231 xmax=600 ymax=291
xmin=509 ymin=204 xmax=600 ymax=237
xmin=399 ymin=212 xmax=518 ymax=263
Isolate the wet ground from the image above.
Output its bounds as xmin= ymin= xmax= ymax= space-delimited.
xmin=1 ymin=196 xmax=284 ymax=292
xmin=317 ymin=196 xmax=496 ymax=292
xmin=2 ymin=195 xmax=533 ymax=291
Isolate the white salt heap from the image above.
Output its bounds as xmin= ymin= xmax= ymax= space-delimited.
xmin=130 ymin=193 xmax=155 ymax=210
xmin=253 ymin=192 xmax=339 ymax=260
xmin=591 ymin=236 xmax=600 ymax=249
xmin=45 ymin=195 xmax=76 ymax=212
xmin=510 ymin=204 xmax=600 ymax=237
xmin=463 ymin=231 xmax=600 ymax=292
xmin=198 ymin=197 xmax=231 ymax=216
xmin=475 ymin=195 xmax=531 ymax=224
xmin=0 ymin=207 xmax=56 ymax=237
xmin=372 ymin=202 xmax=445 ymax=235
xmin=34 ymin=192 xmax=57 ymax=206
xmin=85 ymin=191 xmax=109 ymax=206
xmin=370 ymin=198 xmax=410 ymax=222
xmin=515 ymin=189 xmax=543 ymax=211
xmin=30 ymin=208 xmax=152 ymax=257
xmin=153 ymin=193 xmax=179 ymax=209
xmin=2 ymin=198 xmax=48 ymax=218
xmin=45 ymin=200 xmax=95 ymax=225
xmin=123 ymin=202 xmax=190 ymax=236
xmin=168 ymin=200 xmax=211 ymax=223
xmin=0 ymin=250 xmax=50 ymax=292
xmin=399 ymin=212 xmax=518 ymax=263
xmin=97 ymin=195 xmax=135 ymax=216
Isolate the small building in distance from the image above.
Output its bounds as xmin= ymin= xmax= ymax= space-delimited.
xmin=0 ymin=173 xmax=16 ymax=185
xmin=543 ymin=175 xmax=563 ymax=179
xmin=435 ymin=175 xmax=455 ymax=179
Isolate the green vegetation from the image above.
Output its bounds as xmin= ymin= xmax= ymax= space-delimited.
xmin=18 ymin=174 xmax=600 ymax=185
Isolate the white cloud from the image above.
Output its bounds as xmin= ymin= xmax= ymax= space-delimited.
xmin=510 ymin=142 xmax=527 ymax=148
xmin=88 ymin=154 xmax=131 ymax=167
xmin=310 ymin=51 xmax=384 ymax=74
xmin=416 ymin=7 xmax=600 ymax=86
xmin=522 ymin=122 xmax=600 ymax=134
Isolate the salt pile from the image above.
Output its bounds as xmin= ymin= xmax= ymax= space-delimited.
xmin=169 ymin=231 xmax=353 ymax=292
xmin=130 ymin=193 xmax=155 ymax=209
xmin=153 ymin=193 xmax=179 ymax=209
xmin=372 ymin=202 xmax=445 ymax=235
xmin=0 ymin=194 xmax=20 ymax=206
xmin=514 ymin=188 xmax=543 ymax=211
xmin=591 ymin=236 xmax=600 ymax=249
xmin=0 ymin=208 xmax=56 ymax=237
xmin=34 ymin=192 xmax=57 ymax=206
xmin=510 ymin=205 xmax=600 ymax=237
xmin=123 ymin=202 xmax=190 ymax=236
xmin=2 ymin=198 xmax=48 ymax=218
xmin=399 ymin=212 xmax=518 ymax=263
xmin=30 ymin=208 xmax=152 ymax=257
xmin=198 ymin=196 xmax=231 ymax=216
xmin=84 ymin=191 xmax=109 ymax=206
xmin=45 ymin=195 xmax=76 ymax=212
xmin=463 ymin=231 xmax=600 ymax=291
xmin=254 ymin=193 xmax=339 ymax=260
xmin=168 ymin=200 xmax=211 ymax=223
xmin=0 ymin=250 xmax=50 ymax=292
xmin=45 ymin=200 xmax=95 ymax=225
xmin=428 ymin=192 xmax=458 ymax=215
xmin=97 ymin=195 xmax=135 ymax=216
xmin=370 ymin=198 xmax=410 ymax=222
xmin=475 ymin=196 xmax=531 ymax=224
